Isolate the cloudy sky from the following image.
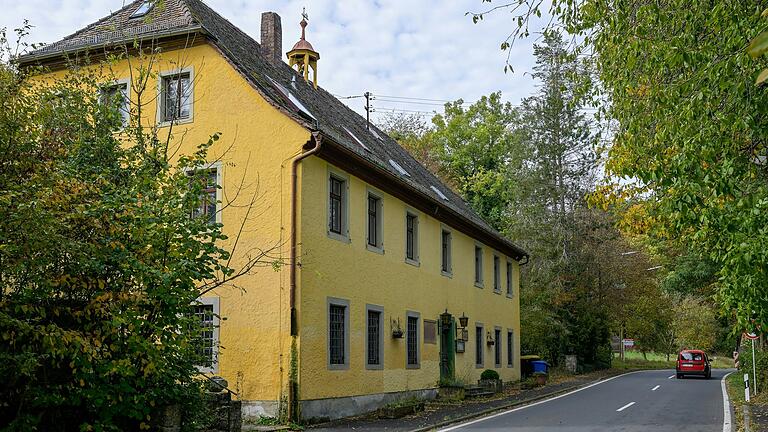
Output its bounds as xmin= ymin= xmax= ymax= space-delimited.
xmin=2 ymin=0 xmax=548 ymax=118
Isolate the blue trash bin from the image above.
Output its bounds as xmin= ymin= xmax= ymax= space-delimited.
xmin=532 ymin=360 xmax=549 ymax=374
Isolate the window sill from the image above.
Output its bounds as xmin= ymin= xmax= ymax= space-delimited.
xmin=406 ymin=364 xmax=420 ymax=370
xmin=474 ymin=282 xmax=484 ymax=289
xmin=328 ymin=364 xmax=350 ymax=371
xmin=475 ymin=364 xmax=485 ymax=369
xmin=158 ymin=117 xmax=194 ymax=128
xmin=493 ymin=289 xmax=502 ymax=295
xmin=507 ymin=364 xmax=514 ymax=368
xmin=366 ymin=244 xmax=385 ymax=255
xmin=327 ymin=231 xmax=351 ymax=243
xmin=506 ymin=294 xmax=515 ymax=299
xmin=405 ymin=258 xmax=420 ymax=267
xmin=365 ymin=364 xmax=384 ymax=370
xmin=441 ymin=270 xmax=453 ymax=278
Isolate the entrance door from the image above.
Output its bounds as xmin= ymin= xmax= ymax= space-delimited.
xmin=439 ymin=312 xmax=456 ymax=383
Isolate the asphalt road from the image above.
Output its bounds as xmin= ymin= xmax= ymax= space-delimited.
xmin=439 ymin=369 xmax=734 ymax=432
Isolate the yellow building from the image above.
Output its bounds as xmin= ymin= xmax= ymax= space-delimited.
xmin=19 ymin=0 xmax=528 ymax=422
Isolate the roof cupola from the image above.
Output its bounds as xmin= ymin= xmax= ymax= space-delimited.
xmin=287 ymin=8 xmax=320 ymax=88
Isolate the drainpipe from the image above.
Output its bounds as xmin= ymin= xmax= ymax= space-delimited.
xmin=287 ymin=131 xmax=322 ymax=421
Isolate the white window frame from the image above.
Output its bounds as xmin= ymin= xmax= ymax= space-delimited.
xmin=365 ymin=304 xmax=384 ymax=370
xmin=365 ymin=188 xmax=384 ymax=254
xmin=404 ymin=209 xmax=420 ymax=266
xmin=99 ymin=78 xmax=130 ymax=129
xmin=474 ymin=244 xmax=484 ymax=288
xmin=157 ymin=67 xmax=194 ymax=127
xmin=185 ymin=161 xmax=223 ymax=225
xmin=327 ymin=297 xmax=350 ymax=370
xmin=193 ymin=296 xmax=220 ymax=374
xmin=440 ymin=226 xmax=453 ymax=277
xmin=327 ymin=167 xmax=350 ymax=243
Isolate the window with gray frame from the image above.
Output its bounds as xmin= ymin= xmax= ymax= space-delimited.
xmin=506 ymin=261 xmax=513 ymax=296
xmin=161 ymin=72 xmax=191 ymax=122
xmin=493 ymin=255 xmax=501 ymax=292
xmin=406 ymin=212 xmax=418 ymax=261
xmin=495 ymin=328 xmax=502 ymax=366
xmin=367 ymin=193 xmax=382 ymax=248
xmin=407 ymin=315 xmax=419 ymax=367
xmin=329 ymin=176 xmax=345 ymax=235
xmin=99 ymin=83 xmax=129 ymax=127
xmin=475 ymin=325 xmax=484 ymax=367
xmin=329 ymin=304 xmax=346 ymax=365
xmin=367 ymin=309 xmax=382 ymax=366
xmin=441 ymin=229 xmax=451 ymax=273
xmin=507 ymin=330 xmax=514 ymax=366
xmin=192 ymin=303 xmax=217 ymax=369
xmin=474 ymin=246 xmax=483 ymax=285
xmin=189 ymin=168 xmax=218 ymax=225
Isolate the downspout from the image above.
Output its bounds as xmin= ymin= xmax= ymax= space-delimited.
xmin=287 ymin=131 xmax=322 ymax=421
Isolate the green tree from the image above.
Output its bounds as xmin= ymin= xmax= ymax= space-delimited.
xmin=673 ymin=297 xmax=719 ymax=352
xmin=0 ymin=29 xmax=271 ymax=431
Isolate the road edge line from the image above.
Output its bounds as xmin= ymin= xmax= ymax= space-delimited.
xmin=432 ymin=370 xmax=646 ymax=432
xmin=722 ymin=371 xmax=734 ymax=432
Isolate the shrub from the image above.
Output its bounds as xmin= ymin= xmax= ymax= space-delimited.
xmin=480 ymin=369 xmax=500 ymax=380
xmin=740 ymin=347 xmax=768 ymax=394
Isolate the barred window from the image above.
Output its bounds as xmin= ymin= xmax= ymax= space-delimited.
xmin=506 ymin=262 xmax=513 ymax=296
xmin=495 ymin=328 xmax=502 ymax=366
xmin=407 ymin=315 xmax=419 ymax=367
xmin=99 ymin=83 xmax=129 ymax=127
xmin=191 ymin=299 xmax=219 ymax=372
xmin=367 ymin=194 xmax=382 ymax=248
xmin=329 ymin=176 xmax=344 ymax=235
xmin=161 ymin=72 xmax=191 ymax=122
xmin=329 ymin=304 xmax=346 ymax=365
xmin=367 ymin=310 xmax=381 ymax=366
xmin=406 ymin=213 xmax=418 ymax=261
xmin=507 ymin=330 xmax=514 ymax=366
xmin=493 ymin=255 xmax=501 ymax=292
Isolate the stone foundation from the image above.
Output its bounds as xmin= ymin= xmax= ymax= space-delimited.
xmin=299 ymin=388 xmax=438 ymax=422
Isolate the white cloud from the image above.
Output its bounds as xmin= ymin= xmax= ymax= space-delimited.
xmin=1 ymin=0 xmax=549 ymax=117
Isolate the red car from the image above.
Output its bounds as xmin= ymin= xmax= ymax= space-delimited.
xmin=676 ymin=349 xmax=711 ymax=379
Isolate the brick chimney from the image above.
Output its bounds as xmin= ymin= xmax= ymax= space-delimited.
xmin=261 ymin=12 xmax=282 ymax=65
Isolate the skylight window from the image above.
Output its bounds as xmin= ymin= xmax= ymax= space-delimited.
xmin=431 ymin=186 xmax=449 ymax=201
xmin=343 ymin=126 xmax=370 ymax=151
xmin=266 ymin=76 xmax=316 ymax=121
xmin=369 ymin=127 xmax=384 ymax=141
xmin=130 ymin=1 xmax=154 ymax=19
xmin=389 ymin=159 xmax=410 ymax=177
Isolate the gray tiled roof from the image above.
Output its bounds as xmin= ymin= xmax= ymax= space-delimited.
xmin=21 ymin=0 xmax=527 ymax=260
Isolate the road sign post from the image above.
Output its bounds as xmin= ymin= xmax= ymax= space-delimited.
xmin=746 ymin=331 xmax=759 ymax=396
xmin=745 ymin=373 xmax=751 ymax=402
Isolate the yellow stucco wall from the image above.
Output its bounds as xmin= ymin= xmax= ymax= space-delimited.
xmin=297 ymin=157 xmax=521 ymax=401
xmin=29 ymin=43 xmax=312 ymax=405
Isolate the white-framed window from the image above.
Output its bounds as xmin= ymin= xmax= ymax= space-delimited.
xmin=474 ymin=245 xmax=484 ymax=287
xmin=327 ymin=297 xmax=350 ymax=370
xmin=405 ymin=210 xmax=419 ymax=265
xmin=506 ymin=261 xmax=514 ymax=297
xmin=158 ymin=68 xmax=193 ymax=125
xmin=406 ymin=311 xmax=420 ymax=369
xmin=441 ymin=227 xmax=452 ymax=276
xmin=366 ymin=190 xmax=383 ymax=253
xmin=365 ymin=304 xmax=384 ymax=370
xmin=192 ymin=297 xmax=220 ymax=373
xmin=493 ymin=255 xmax=501 ymax=293
xmin=187 ymin=162 xmax=222 ymax=225
xmin=99 ymin=79 xmax=130 ymax=128
xmin=327 ymin=169 xmax=350 ymax=242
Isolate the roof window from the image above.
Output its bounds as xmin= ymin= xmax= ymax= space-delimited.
xmin=389 ymin=159 xmax=410 ymax=177
xmin=266 ymin=75 xmax=316 ymax=121
xmin=343 ymin=126 xmax=370 ymax=152
xmin=431 ymin=186 xmax=449 ymax=201
xmin=130 ymin=1 xmax=154 ymax=19
xmin=369 ymin=127 xmax=384 ymax=141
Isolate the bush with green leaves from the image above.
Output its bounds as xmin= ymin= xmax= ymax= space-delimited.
xmin=480 ymin=369 xmax=500 ymax=380
xmin=0 ymin=30 xmax=256 ymax=431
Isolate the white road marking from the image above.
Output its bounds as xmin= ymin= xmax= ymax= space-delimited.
xmin=437 ymin=371 xmax=645 ymax=431
xmin=722 ymin=371 xmax=734 ymax=432
xmin=616 ymin=402 xmax=636 ymax=412
xmin=668 ymin=374 xmax=676 ymax=379
xmin=652 ymin=385 xmax=660 ymax=391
